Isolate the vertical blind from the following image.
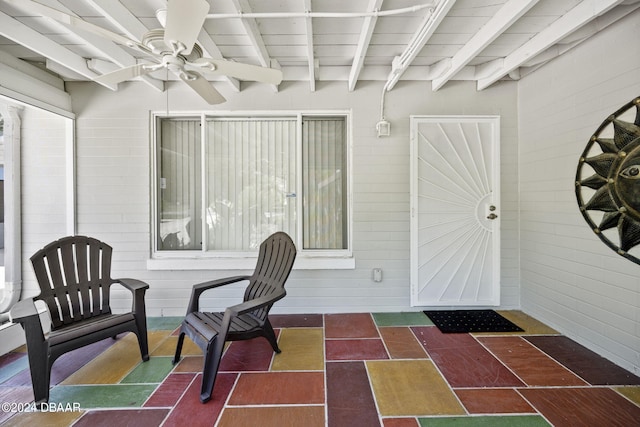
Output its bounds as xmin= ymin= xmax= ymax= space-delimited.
xmin=302 ymin=118 xmax=347 ymax=249
xmin=157 ymin=115 xmax=348 ymax=252
xmin=207 ymin=119 xmax=297 ymax=250
xmin=158 ymin=119 xmax=202 ymax=250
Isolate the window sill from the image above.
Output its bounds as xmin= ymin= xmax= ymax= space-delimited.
xmin=146 ymin=256 xmax=355 ymax=271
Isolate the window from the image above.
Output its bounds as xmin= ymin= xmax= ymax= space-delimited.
xmin=154 ymin=113 xmax=350 ymax=258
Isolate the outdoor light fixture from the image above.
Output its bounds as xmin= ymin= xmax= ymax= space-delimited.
xmin=376 ymin=119 xmax=390 ymax=137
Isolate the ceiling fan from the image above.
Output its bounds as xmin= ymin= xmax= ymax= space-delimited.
xmin=10 ymin=0 xmax=283 ymax=104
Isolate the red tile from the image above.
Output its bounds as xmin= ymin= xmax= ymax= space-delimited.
xmin=326 ymin=339 xmax=389 ymax=361
xmin=219 ymin=338 xmax=277 ymax=372
xmin=73 ymin=409 xmax=169 ymax=427
xmin=455 ymin=388 xmax=535 ymax=414
xmin=325 ymin=313 xmax=379 ymax=338
xmin=270 ymin=314 xmax=324 ymax=328
xmin=479 ymin=336 xmax=587 ymax=386
xmin=525 ymin=335 xmax=640 ymax=385
xmin=144 ymin=373 xmax=196 ymax=407
xmin=218 ymin=406 xmax=325 ymax=427
xmin=383 ymin=418 xmax=420 ymax=427
xmin=326 ymin=361 xmax=381 ymax=427
xmin=520 ymin=387 xmax=640 ymax=426
xmin=162 ymin=372 xmax=237 ymax=427
xmin=380 ymin=327 xmax=428 ymax=359
xmin=412 ymin=326 xmax=524 ymax=388
xmin=229 ymin=372 xmax=324 ymax=404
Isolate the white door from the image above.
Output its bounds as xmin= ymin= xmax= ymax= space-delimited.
xmin=410 ymin=116 xmax=500 ymax=306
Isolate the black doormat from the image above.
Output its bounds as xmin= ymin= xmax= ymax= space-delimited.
xmin=424 ymin=310 xmax=524 ymax=333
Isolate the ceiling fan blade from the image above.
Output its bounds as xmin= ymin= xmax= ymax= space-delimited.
xmin=179 ymin=72 xmax=226 ymax=105
xmin=189 ymin=58 xmax=283 ymax=85
xmin=94 ymin=64 xmax=154 ymax=86
xmin=7 ymin=0 xmax=150 ymax=54
xmin=164 ymin=0 xmax=209 ymax=55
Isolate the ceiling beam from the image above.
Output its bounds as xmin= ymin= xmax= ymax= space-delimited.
xmin=432 ymin=0 xmax=539 ymax=91
xmin=0 ymin=10 xmax=112 ymax=89
xmin=303 ymin=0 xmax=316 ymax=91
xmin=229 ymin=0 xmax=279 ymax=92
xmin=36 ymin=0 xmax=163 ymax=91
xmin=348 ymin=0 xmax=383 ymax=92
xmin=384 ymin=0 xmax=457 ymax=91
xmin=477 ymin=0 xmax=624 ymax=90
xmin=85 ymin=0 xmax=149 ymax=42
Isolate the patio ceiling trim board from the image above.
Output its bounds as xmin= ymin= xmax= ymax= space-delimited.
xmin=476 ymin=0 xmax=626 ymax=91
xmin=304 ymin=0 xmax=316 ymax=92
xmin=230 ymin=0 xmax=280 ymax=92
xmin=519 ymin=1 xmax=640 ymax=71
xmin=384 ymin=0 xmax=456 ymax=92
xmin=0 ymin=10 xmax=111 ymax=89
xmin=431 ymin=0 xmax=540 ymax=91
xmin=348 ymin=0 xmax=384 ymax=92
xmin=43 ymin=0 xmax=163 ymax=91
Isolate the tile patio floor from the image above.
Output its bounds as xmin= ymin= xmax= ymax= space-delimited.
xmin=1 ymin=311 xmax=640 ymax=426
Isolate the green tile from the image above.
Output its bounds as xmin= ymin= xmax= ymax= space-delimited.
xmin=372 ymin=312 xmax=433 ymax=327
xmin=121 ymin=357 xmax=175 ymax=384
xmin=50 ymin=384 xmax=158 ymax=408
xmin=146 ymin=317 xmax=183 ymax=331
xmin=418 ymin=415 xmax=550 ymax=426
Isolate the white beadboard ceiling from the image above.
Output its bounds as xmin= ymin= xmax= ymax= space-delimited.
xmin=0 ymin=0 xmax=638 ymax=97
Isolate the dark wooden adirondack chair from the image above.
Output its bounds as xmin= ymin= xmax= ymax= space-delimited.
xmin=173 ymin=231 xmax=296 ymax=403
xmin=10 ymin=235 xmax=149 ymax=405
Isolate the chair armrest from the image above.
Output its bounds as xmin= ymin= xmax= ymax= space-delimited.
xmin=116 ymin=278 xmax=149 ymax=320
xmin=117 ymin=278 xmax=150 ymax=292
xmin=9 ymin=298 xmax=39 ymax=323
xmin=9 ymin=298 xmax=46 ymax=344
xmin=226 ymin=289 xmax=286 ymax=317
xmin=187 ymin=275 xmax=251 ymax=313
xmin=215 ymin=290 xmax=286 ymax=339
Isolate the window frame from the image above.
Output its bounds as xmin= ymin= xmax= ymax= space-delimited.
xmin=149 ymin=110 xmax=354 ymax=270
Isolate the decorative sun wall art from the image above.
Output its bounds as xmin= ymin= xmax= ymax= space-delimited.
xmin=576 ymin=96 xmax=640 ymax=264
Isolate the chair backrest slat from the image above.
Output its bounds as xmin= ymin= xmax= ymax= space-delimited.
xmin=31 ymin=236 xmax=115 ymax=330
xmin=60 ymin=242 xmax=82 ymax=322
xmin=245 ymin=232 xmax=296 ymax=321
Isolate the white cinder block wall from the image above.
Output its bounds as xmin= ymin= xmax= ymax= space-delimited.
xmin=36 ymin=78 xmax=522 ymax=316
xmin=518 ymin=9 xmax=640 ymax=374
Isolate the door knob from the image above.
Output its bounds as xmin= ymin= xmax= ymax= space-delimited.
xmin=487 ymin=213 xmax=498 ymax=220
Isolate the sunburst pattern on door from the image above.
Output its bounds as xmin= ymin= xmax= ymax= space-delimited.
xmin=411 ymin=116 xmax=500 ymax=306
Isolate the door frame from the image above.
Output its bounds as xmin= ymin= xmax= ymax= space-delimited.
xmin=410 ymin=115 xmax=501 ymax=307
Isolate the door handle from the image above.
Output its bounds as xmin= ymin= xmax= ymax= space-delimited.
xmin=487 ymin=213 xmax=498 ymax=220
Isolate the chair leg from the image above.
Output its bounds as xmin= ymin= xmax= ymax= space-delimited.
xmin=262 ymin=318 xmax=281 ymax=353
xmin=27 ymin=350 xmax=51 ymax=405
xmin=173 ymin=331 xmax=185 ymax=365
xmin=200 ymin=335 xmax=224 ymax=403
xmin=135 ymin=316 xmax=149 ymax=361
